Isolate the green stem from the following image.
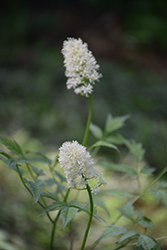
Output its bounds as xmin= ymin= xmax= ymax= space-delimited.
xmin=16 ymin=165 xmax=54 ymax=223
xmin=50 ymin=189 xmax=70 ymax=250
xmin=82 ymin=95 xmax=93 ymax=147
xmin=80 ymin=184 xmax=94 ymax=250
xmin=136 ymin=160 xmax=141 ymax=193
xmin=26 ymin=163 xmax=53 ymax=219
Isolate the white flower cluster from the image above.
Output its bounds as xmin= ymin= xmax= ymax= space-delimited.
xmin=62 ymin=38 xmax=102 ymax=97
xmin=58 ymin=141 xmax=106 ymax=194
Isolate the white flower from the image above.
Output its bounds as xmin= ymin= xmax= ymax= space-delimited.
xmin=61 ymin=38 xmax=102 ymax=97
xmin=58 ymin=140 xmax=106 ymax=193
xmin=91 ymin=186 xmax=100 ymax=195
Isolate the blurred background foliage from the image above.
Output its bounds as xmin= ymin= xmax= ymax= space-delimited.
xmin=1 ymin=0 xmax=167 ymax=249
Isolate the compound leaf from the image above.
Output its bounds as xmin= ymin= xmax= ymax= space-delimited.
xmin=26 ymin=181 xmax=41 ymax=203
xmin=0 ymin=136 xmax=24 ymax=156
xmin=118 ymin=201 xmax=135 ymax=221
xmin=61 ymin=206 xmax=78 ymax=228
xmin=137 ymin=235 xmax=156 ymax=250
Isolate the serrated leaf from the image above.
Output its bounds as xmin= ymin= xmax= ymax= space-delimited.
xmin=158 ymin=190 xmax=167 ymax=207
xmin=0 ymin=136 xmax=24 ymax=156
xmin=68 ymin=200 xmax=86 ymax=211
xmin=25 ymin=150 xmax=51 ymax=164
xmin=152 ymin=242 xmax=162 ymax=250
xmin=118 ymin=201 xmax=135 ymax=221
xmin=93 ymin=214 xmax=107 ymax=223
xmin=8 ymin=158 xmax=24 ymax=175
xmin=56 ymin=183 xmax=66 ymax=194
xmin=150 ymin=189 xmax=167 ymax=207
xmin=26 ymin=181 xmax=41 ymax=203
xmin=89 ymin=140 xmax=119 ymax=152
xmin=137 ymin=217 xmax=154 ymax=229
xmin=123 ymin=138 xmax=145 ymax=161
xmin=39 ymin=201 xmax=66 ymax=216
xmin=54 ymin=170 xmax=66 ymax=182
xmin=134 ymin=246 xmax=144 ymax=250
xmin=158 ymin=181 xmax=167 ymax=189
xmin=99 ymin=161 xmax=137 ymax=177
xmin=0 ymin=155 xmax=8 ymax=164
xmin=93 ymin=196 xmax=109 ymax=216
xmin=141 ymin=167 xmax=156 ymax=176
xmin=90 ymin=123 xmax=103 ymax=139
xmin=0 ymin=149 xmax=12 ymax=159
xmin=44 ymin=178 xmax=58 ymax=186
xmin=31 ymin=165 xmax=45 ymax=177
xmin=105 ymin=114 xmax=129 ymax=134
xmin=117 ymin=230 xmax=139 ymax=244
xmin=41 ymin=192 xmax=59 ymax=201
xmin=138 ymin=235 xmax=156 ymax=250
xmin=99 ymin=189 xmax=134 ymax=198
xmin=95 ymin=225 xmax=127 ymax=244
xmin=61 ymin=206 xmax=78 ymax=228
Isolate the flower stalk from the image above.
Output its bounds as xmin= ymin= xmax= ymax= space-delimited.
xmin=82 ymin=94 xmax=93 ymax=146
xmin=80 ymin=184 xmax=94 ymax=250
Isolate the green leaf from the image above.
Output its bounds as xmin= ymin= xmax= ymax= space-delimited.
xmin=105 ymin=114 xmax=129 ymax=134
xmin=134 ymin=246 xmax=144 ymax=250
xmin=99 ymin=189 xmax=134 ymax=199
xmin=61 ymin=206 xmax=78 ymax=228
xmin=0 ymin=136 xmax=24 ymax=156
xmin=137 ymin=217 xmax=154 ymax=229
xmin=150 ymin=189 xmax=167 ymax=207
xmin=41 ymin=201 xmax=65 ymax=215
xmin=36 ymin=178 xmax=57 ymax=188
xmin=25 ymin=150 xmax=51 ymax=164
xmin=123 ymin=138 xmax=145 ymax=161
xmin=0 ymin=151 xmax=24 ymax=174
xmin=141 ymin=167 xmax=156 ymax=176
xmin=26 ymin=181 xmax=41 ymax=203
xmin=41 ymin=192 xmax=59 ymax=201
xmin=137 ymin=235 xmax=156 ymax=250
xmin=90 ymin=123 xmax=103 ymax=139
xmin=117 ymin=230 xmax=139 ymax=244
xmin=0 ymin=149 xmax=12 ymax=159
xmin=68 ymin=200 xmax=86 ymax=211
xmin=99 ymin=161 xmax=137 ymax=177
xmin=106 ymin=135 xmax=125 ymax=144
xmin=0 ymin=155 xmax=8 ymax=164
xmin=93 ymin=196 xmax=110 ymax=216
xmin=118 ymin=201 xmax=135 ymax=221
xmin=89 ymin=140 xmax=119 ymax=152
xmin=56 ymin=184 xmax=66 ymax=194
xmin=152 ymin=242 xmax=162 ymax=250
xmin=95 ymin=225 xmax=127 ymax=244
xmin=31 ymin=165 xmax=45 ymax=177
xmin=158 ymin=181 xmax=167 ymax=188
xmin=44 ymin=178 xmax=58 ymax=186
xmin=7 ymin=158 xmax=24 ymax=175
xmin=39 ymin=201 xmax=66 ymax=216
xmin=54 ymin=171 xmax=66 ymax=182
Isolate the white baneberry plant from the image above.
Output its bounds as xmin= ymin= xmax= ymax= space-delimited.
xmin=0 ymin=37 xmax=167 ymax=250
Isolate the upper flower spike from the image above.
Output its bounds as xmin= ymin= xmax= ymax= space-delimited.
xmin=61 ymin=38 xmax=102 ymax=97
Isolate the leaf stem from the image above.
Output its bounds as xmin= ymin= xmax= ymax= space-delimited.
xmin=26 ymin=163 xmax=53 ymax=219
xmin=50 ymin=188 xmax=70 ymax=250
xmin=82 ymin=95 xmax=93 ymax=147
xmin=80 ymin=184 xmax=94 ymax=250
xmin=16 ymin=164 xmax=54 ymax=223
